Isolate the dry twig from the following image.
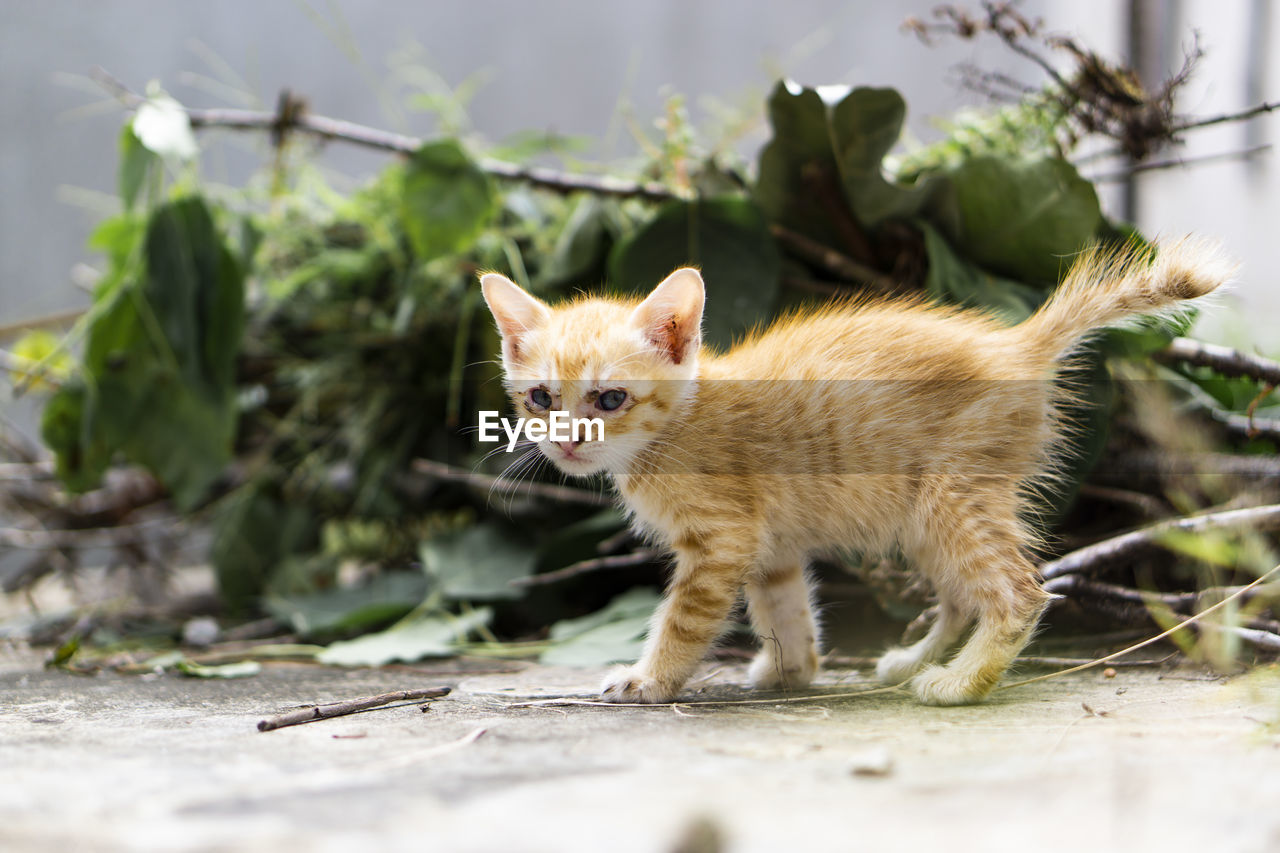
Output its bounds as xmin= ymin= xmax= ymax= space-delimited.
xmin=511 ymin=548 xmax=664 ymax=588
xmin=410 ymin=458 xmax=610 ymax=507
xmin=256 ymin=687 xmax=451 ymax=732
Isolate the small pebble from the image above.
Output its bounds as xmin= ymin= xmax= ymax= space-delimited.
xmin=1103 ymin=667 xmax=1117 ymax=679
xmin=182 ymin=617 xmax=220 ymax=648
xmin=847 ymin=747 xmax=894 ymax=777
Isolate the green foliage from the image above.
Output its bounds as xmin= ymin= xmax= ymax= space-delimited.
xmin=610 ymin=198 xmax=781 ymax=348
xmin=399 ymin=139 xmax=497 ymax=259
xmin=39 ymin=64 xmax=1260 ymax=660
xmin=42 ymin=196 xmax=244 ymax=509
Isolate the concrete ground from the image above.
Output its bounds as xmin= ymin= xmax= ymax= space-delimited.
xmin=3 ymin=644 xmax=1280 ymax=853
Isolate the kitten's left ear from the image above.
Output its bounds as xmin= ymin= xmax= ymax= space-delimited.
xmin=631 ymin=268 xmax=705 ymax=365
xmin=480 ymin=272 xmax=551 ymax=361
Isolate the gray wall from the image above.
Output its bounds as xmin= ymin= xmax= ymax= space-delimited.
xmin=1 ymin=0 xmax=1274 ymax=349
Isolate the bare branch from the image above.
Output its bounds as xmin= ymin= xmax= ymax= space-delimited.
xmin=769 ymin=225 xmax=897 ymax=293
xmin=1156 ymin=337 xmax=1280 ymax=386
xmin=510 ymin=549 xmax=663 ymax=588
xmin=1088 ymin=144 xmax=1273 ymax=183
xmin=92 ymin=68 xmax=676 ymax=202
xmin=1040 ymin=503 xmax=1280 ymax=580
xmin=410 ymin=458 xmax=611 ymax=507
xmin=1173 ymin=99 xmax=1280 ymax=133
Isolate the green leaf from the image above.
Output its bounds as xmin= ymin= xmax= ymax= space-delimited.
xmin=176 ymin=660 xmax=262 ymax=679
xmin=609 ymin=197 xmax=781 ymax=349
xmin=211 ymin=484 xmax=320 ymax=615
xmin=918 ymin=221 xmax=1043 ymax=323
xmin=118 ymin=124 xmax=156 ymax=211
xmin=829 ymin=87 xmax=936 ymax=226
xmin=400 ymin=139 xmax=497 ymax=259
xmin=540 ymin=587 xmax=659 ymax=667
xmin=754 ymin=82 xmax=845 ymax=248
xmin=265 ymin=572 xmax=430 ymax=638
xmin=538 ymin=195 xmax=615 ymax=288
xmin=420 ymin=523 xmax=536 ymax=601
xmin=939 ymin=155 xmax=1101 ymax=284
xmin=317 ymin=607 xmax=492 ymax=666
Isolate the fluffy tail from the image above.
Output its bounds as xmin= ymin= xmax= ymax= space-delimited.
xmin=1017 ymin=238 xmax=1233 ymax=362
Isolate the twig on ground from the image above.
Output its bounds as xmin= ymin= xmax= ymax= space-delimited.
xmin=511 ymin=549 xmax=663 ymax=588
xmin=256 ymin=687 xmax=451 ymax=732
xmin=1157 ymin=337 xmax=1280 ymax=387
xmin=820 ymin=652 xmax=1175 ymax=669
xmin=1040 ymin=503 xmax=1280 ymax=580
xmin=410 ymin=458 xmax=611 ymax=507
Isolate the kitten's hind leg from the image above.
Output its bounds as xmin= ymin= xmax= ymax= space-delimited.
xmin=875 ymin=602 xmax=969 ymax=685
xmin=911 ymin=561 xmax=1049 ymax=706
xmin=746 ymin=562 xmax=820 ymax=690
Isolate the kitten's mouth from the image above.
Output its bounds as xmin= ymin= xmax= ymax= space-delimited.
xmin=544 ymin=443 xmax=605 ymax=475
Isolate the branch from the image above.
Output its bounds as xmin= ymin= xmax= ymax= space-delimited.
xmin=410 ymin=458 xmax=611 ymax=507
xmin=256 ymin=687 xmax=451 ymax=731
xmin=769 ymin=225 xmax=897 ymax=293
xmin=1087 ymin=144 xmax=1273 ymax=183
xmin=0 ymin=516 xmax=183 ymax=550
xmin=510 ymin=548 xmax=663 ymax=588
xmin=1040 ymin=503 xmax=1280 ymax=580
xmin=1094 ymin=449 xmax=1280 ymax=483
xmin=92 ymin=68 xmax=676 ymax=202
xmin=1045 ymin=574 xmax=1280 ymax=632
xmin=1173 ymin=99 xmax=1280 ymax=133
xmin=1157 ymin=337 xmax=1280 ymax=386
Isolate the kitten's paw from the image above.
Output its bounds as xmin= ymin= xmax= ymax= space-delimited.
xmin=600 ymin=666 xmax=677 ymax=704
xmin=875 ymin=647 xmax=927 ymax=685
xmin=910 ymin=665 xmax=991 ymax=706
xmin=748 ymin=647 xmax=818 ymax=690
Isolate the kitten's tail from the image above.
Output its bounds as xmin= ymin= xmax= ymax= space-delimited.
xmin=1016 ymin=238 xmax=1234 ymax=362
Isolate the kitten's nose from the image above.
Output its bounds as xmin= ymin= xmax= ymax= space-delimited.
xmin=556 ymin=439 xmax=581 ymax=454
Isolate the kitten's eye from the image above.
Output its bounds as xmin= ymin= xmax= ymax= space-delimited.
xmin=597 ymin=389 xmax=627 ymax=411
xmin=528 ymin=388 xmax=553 ymax=410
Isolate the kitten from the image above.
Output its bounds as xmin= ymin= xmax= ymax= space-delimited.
xmin=479 ymin=240 xmax=1227 ymax=705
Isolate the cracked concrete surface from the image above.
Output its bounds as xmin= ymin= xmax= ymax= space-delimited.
xmin=3 ymin=648 xmax=1280 ymax=853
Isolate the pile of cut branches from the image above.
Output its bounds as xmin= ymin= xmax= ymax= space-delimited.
xmin=3 ymin=2 xmax=1279 ymax=671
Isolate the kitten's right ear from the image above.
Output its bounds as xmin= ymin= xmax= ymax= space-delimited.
xmin=480 ymin=272 xmax=551 ymax=361
xmin=632 ymin=268 xmax=705 ymax=365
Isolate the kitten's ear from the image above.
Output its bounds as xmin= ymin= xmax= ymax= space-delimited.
xmin=480 ymin=272 xmax=551 ymax=360
xmin=631 ymin=268 xmax=705 ymax=365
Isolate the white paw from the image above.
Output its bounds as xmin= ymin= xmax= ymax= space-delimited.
xmin=600 ymin=665 xmax=677 ymax=704
xmin=748 ymin=648 xmax=818 ymax=690
xmin=910 ymin=665 xmax=989 ymax=706
xmin=875 ymin=647 xmax=926 ymax=685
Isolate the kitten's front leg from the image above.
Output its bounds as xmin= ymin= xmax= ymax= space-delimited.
xmin=601 ymin=536 xmax=747 ymax=703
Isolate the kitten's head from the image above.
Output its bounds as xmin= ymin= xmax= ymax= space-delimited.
xmin=479 ymin=268 xmax=704 ymax=477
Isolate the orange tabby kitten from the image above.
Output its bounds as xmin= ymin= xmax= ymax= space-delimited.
xmin=480 ymin=240 xmax=1227 ymax=705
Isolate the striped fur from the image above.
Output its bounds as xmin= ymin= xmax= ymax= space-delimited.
xmin=480 ymin=240 xmax=1230 ymax=705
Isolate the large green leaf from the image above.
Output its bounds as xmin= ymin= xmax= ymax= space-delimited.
xmin=265 ymin=571 xmax=430 ymax=638
xmin=318 ymin=607 xmax=492 ymax=666
xmin=540 ymin=587 xmax=659 ymax=667
xmin=420 ymin=522 xmax=537 ymax=601
xmin=399 ymin=139 xmax=496 ymax=259
xmin=609 ymin=197 xmax=780 ymax=349
xmin=754 ymin=82 xmax=843 ymax=247
xmin=830 ymin=87 xmax=936 ymax=227
xmin=940 ymin=155 xmax=1101 ymax=284
xmin=918 ymin=221 xmax=1044 ymax=324
xmin=42 ymin=197 xmax=244 ymax=510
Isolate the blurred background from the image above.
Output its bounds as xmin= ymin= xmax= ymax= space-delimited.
xmin=2 ymin=0 xmax=1275 ymax=349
